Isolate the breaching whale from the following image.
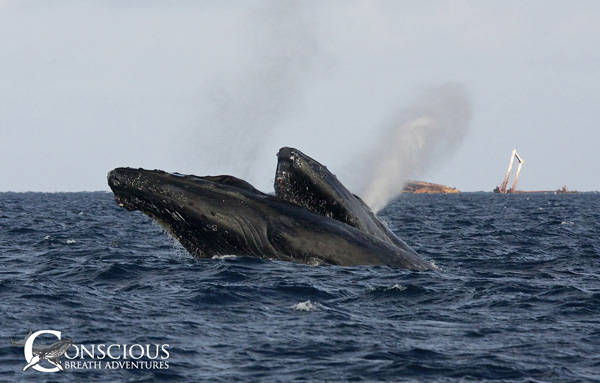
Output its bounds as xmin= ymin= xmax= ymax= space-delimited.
xmin=108 ymin=166 xmax=433 ymax=270
xmin=275 ymin=147 xmax=419 ymax=256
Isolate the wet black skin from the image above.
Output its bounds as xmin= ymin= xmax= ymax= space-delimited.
xmin=275 ymin=147 xmax=419 ymax=256
xmin=108 ymin=168 xmax=433 ymax=270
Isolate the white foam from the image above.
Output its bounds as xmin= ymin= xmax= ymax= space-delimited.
xmin=307 ymin=257 xmax=325 ymax=266
xmin=387 ymin=284 xmax=407 ymax=291
xmin=428 ymin=260 xmax=440 ymax=271
xmin=211 ymin=255 xmax=237 ymax=260
xmin=291 ymin=300 xmax=320 ymax=312
xmin=66 ymin=239 xmax=77 ymax=244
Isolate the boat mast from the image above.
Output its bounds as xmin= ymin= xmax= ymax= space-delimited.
xmin=509 ymin=151 xmax=524 ymax=193
xmin=498 ymin=149 xmax=524 ymax=193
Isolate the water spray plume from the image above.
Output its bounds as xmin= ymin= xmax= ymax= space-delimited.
xmin=193 ymin=1 xmax=318 ymax=185
xmin=360 ymin=84 xmax=471 ymax=213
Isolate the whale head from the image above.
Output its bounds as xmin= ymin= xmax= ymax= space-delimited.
xmin=107 ymin=168 xmax=271 ymax=258
xmin=275 ymin=147 xmax=362 ymax=225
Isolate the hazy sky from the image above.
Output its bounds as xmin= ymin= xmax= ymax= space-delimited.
xmin=1 ymin=0 xmax=599 ymax=193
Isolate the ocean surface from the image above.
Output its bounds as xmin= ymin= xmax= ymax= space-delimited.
xmin=1 ymin=192 xmax=599 ymax=382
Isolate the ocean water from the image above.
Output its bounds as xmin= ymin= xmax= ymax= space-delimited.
xmin=0 ymin=192 xmax=599 ymax=382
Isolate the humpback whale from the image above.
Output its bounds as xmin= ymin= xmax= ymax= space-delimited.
xmin=275 ymin=147 xmax=419 ymax=256
xmin=108 ymin=167 xmax=433 ymax=270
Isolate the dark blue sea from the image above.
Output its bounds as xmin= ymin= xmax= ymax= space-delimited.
xmin=1 ymin=192 xmax=599 ymax=382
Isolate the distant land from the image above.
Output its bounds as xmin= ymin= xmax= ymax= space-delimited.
xmin=402 ymin=181 xmax=460 ymax=194
xmin=493 ymin=185 xmax=578 ymax=194
xmin=400 ymin=181 xmax=580 ymax=194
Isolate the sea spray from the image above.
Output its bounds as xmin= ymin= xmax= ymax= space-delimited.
xmin=194 ymin=1 xmax=320 ymax=183
xmin=359 ymin=84 xmax=471 ymax=213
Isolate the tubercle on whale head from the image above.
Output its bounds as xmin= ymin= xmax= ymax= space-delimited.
xmin=275 ymin=147 xmax=297 ymax=198
xmin=275 ymin=147 xmax=333 ymax=182
xmin=273 ymin=151 xmax=299 ymax=202
xmin=274 ymin=147 xmax=318 ymax=190
xmin=108 ymin=168 xmax=157 ymax=211
xmin=108 ymin=168 xmax=139 ymax=211
xmin=107 ymin=167 xmax=195 ymax=215
xmin=107 ymin=168 xmax=212 ymax=257
xmin=274 ymin=147 xmax=338 ymax=208
xmin=275 ymin=172 xmax=286 ymax=197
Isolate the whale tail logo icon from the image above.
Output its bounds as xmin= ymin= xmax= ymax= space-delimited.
xmin=10 ymin=329 xmax=72 ymax=372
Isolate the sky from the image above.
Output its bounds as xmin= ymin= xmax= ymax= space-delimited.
xmin=1 ymin=0 xmax=599 ymax=194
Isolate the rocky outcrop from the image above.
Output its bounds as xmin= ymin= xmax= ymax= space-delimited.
xmin=402 ymin=181 xmax=460 ymax=194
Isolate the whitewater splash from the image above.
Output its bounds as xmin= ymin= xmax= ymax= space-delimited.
xmin=291 ymin=300 xmax=321 ymax=312
xmin=359 ymin=84 xmax=471 ymax=213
